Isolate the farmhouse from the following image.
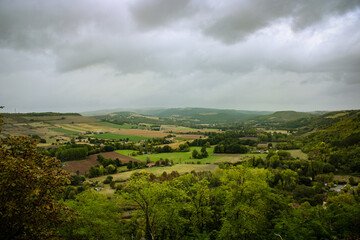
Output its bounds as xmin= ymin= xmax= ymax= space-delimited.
xmin=146 ymin=162 xmax=156 ymax=168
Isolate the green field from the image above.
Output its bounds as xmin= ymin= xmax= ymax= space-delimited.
xmin=91 ymin=164 xmax=219 ymax=183
xmin=96 ymin=122 xmax=136 ymax=129
xmin=49 ymin=128 xmax=80 ymax=135
xmin=287 ymin=149 xmax=308 ymax=160
xmin=91 ymin=133 xmax=151 ymax=141
xmin=213 ymin=153 xmax=267 ymax=163
xmin=117 ymin=147 xmax=223 ymax=164
xmin=116 ymin=148 xmax=267 ymax=164
xmin=162 ymin=125 xmax=218 ymax=132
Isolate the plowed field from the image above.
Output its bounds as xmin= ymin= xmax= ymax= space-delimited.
xmin=63 ymin=152 xmax=141 ymax=175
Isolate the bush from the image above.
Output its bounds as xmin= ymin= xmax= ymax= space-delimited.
xmin=103 ymin=176 xmax=113 ymax=184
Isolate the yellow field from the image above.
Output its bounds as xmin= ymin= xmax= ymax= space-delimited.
xmin=113 ymin=129 xmax=168 ymax=138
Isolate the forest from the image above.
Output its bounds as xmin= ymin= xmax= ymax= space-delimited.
xmin=1 ymin=109 xmax=360 ymax=240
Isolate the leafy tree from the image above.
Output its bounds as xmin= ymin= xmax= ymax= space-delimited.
xmin=61 ymin=190 xmax=123 ymax=240
xmin=280 ymin=169 xmax=299 ymax=191
xmin=217 ymin=166 xmax=276 ymax=239
xmin=200 ymin=146 xmax=209 ymax=158
xmin=192 ymin=149 xmax=200 ymax=159
xmin=0 ymin=136 xmax=70 ymax=239
xmin=119 ymin=171 xmax=187 ymax=240
xmin=106 ymin=164 xmax=116 ymax=174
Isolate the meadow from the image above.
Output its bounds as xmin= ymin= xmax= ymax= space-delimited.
xmin=115 ymin=147 xmax=267 ymax=164
xmin=91 ymin=133 xmax=152 ymax=141
xmin=287 ymin=149 xmax=308 ymax=159
xmin=50 ymin=127 xmax=80 ymax=135
xmin=95 ymin=122 xmax=136 ymax=129
xmin=116 ymin=147 xmax=221 ymax=164
xmin=161 ymin=125 xmax=219 ymax=133
xmin=91 ymin=163 xmax=219 ymax=183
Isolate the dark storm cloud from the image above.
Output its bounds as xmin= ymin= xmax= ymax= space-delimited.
xmin=0 ymin=0 xmax=359 ymax=112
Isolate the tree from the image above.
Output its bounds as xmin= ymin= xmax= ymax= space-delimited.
xmin=201 ymin=146 xmax=209 ymax=158
xmin=61 ymin=190 xmax=123 ymax=240
xmin=0 ymin=136 xmax=71 ymax=239
xmin=192 ymin=149 xmax=200 ymax=159
xmin=119 ymin=171 xmax=187 ymax=240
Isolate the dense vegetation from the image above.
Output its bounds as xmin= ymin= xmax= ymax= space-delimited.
xmin=1 ymin=108 xmax=360 ymax=239
xmin=60 ymin=168 xmax=360 ymax=240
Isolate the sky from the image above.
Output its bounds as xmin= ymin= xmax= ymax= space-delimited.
xmin=0 ymin=0 xmax=359 ymax=113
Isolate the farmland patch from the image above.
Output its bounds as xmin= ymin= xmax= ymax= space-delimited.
xmin=49 ymin=128 xmax=80 ymax=135
xmin=91 ymin=133 xmax=152 ymax=141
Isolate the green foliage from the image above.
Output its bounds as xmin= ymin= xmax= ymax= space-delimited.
xmin=62 ymin=190 xmax=123 ymax=240
xmin=302 ymin=111 xmax=360 ymax=173
xmin=56 ymin=147 xmax=88 ymax=161
xmin=0 ymin=136 xmax=70 ymax=239
xmin=103 ymin=175 xmax=114 ymax=184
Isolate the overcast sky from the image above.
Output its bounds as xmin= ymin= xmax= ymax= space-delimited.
xmin=0 ymin=0 xmax=359 ymax=113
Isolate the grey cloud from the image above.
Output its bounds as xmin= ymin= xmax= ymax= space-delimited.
xmin=204 ymin=0 xmax=360 ymax=44
xmin=0 ymin=0 xmax=129 ymax=50
xmin=204 ymin=0 xmax=293 ymax=44
xmin=130 ymin=0 xmax=192 ymax=29
xmin=0 ymin=0 xmax=359 ymax=112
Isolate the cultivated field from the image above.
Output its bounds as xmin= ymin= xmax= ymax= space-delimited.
xmin=50 ymin=128 xmax=80 ymax=135
xmin=175 ymin=134 xmax=205 ymax=140
xmin=63 ymin=152 xmax=141 ymax=175
xmin=113 ymin=129 xmax=169 ymax=138
xmin=161 ymin=125 xmax=219 ymax=133
xmin=91 ymin=133 xmax=152 ymax=141
xmin=95 ymin=122 xmax=136 ymax=129
xmin=63 ymin=158 xmax=100 ymax=175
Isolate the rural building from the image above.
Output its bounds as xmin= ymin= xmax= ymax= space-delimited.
xmin=146 ymin=162 xmax=156 ymax=168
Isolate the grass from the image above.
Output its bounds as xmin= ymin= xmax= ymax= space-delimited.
xmin=60 ymin=124 xmax=88 ymax=132
xmin=91 ymin=133 xmax=152 ymax=141
xmin=91 ymin=164 xmax=219 ymax=183
xmin=49 ymin=128 xmax=80 ymax=135
xmin=287 ymin=149 xmax=308 ymax=160
xmin=96 ymin=122 xmax=136 ymax=129
xmin=162 ymin=125 xmax=219 ymax=132
xmin=213 ymin=153 xmax=267 ymax=163
xmin=333 ymin=175 xmax=360 ymax=183
xmin=116 ymin=147 xmax=222 ymax=164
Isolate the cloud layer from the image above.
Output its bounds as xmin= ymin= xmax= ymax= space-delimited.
xmin=0 ymin=0 xmax=359 ymax=112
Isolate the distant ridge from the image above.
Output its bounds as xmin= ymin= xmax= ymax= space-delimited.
xmin=83 ymin=107 xmax=273 ymax=123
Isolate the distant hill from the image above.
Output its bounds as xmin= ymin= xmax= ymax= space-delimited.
xmin=81 ymin=108 xmax=166 ymax=116
xmin=250 ymin=111 xmax=316 ymax=125
xmin=147 ymin=108 xmax=272 ymax=123
xmin=278 ymin=110 xmax=358 ymax=132
xmin=85 ymin=107 xmax=272 ymax=124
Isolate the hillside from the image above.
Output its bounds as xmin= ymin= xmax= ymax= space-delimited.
xmin=88 ymin=107 xmax=272 ymax=124
xmin=253 ymin=111 xmax=315 ymax=123
xmin=279 ymin=110 xmax=358 ymax=132
xmin=301 ymin=110 xmax=360 ymax=173
xmin=0 ymin=112 xmax=100 ymax=141
xmin=149 ymin=108 xmax=271 ymax=123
